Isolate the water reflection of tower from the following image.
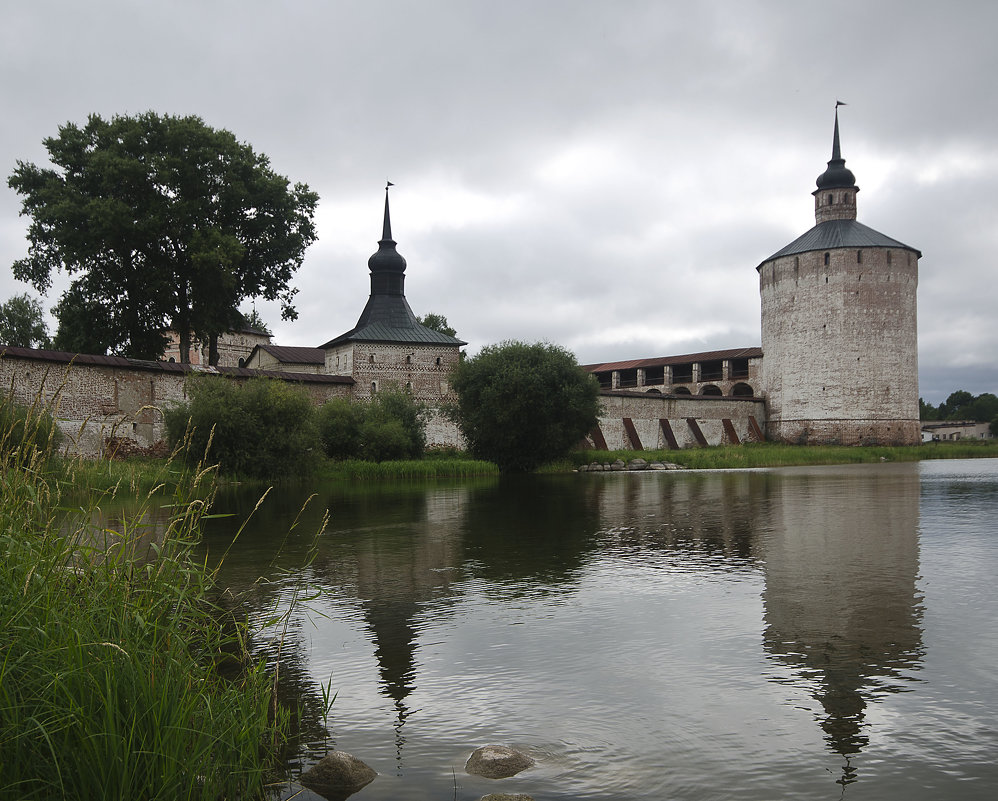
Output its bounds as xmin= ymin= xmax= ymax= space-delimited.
xmin=759 ymin=464 xmax=923 ymax=785
xmin=347 ymin=486 xmax=468 ymax=765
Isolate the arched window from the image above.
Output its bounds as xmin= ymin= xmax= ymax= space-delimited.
xmin=824 ymin=252 xmax=830 ymax=266
xmin=731 ymin=383 xmax=754 ymax=397
xmin=674 ymin=387 xmax=692 ymax=396
xmin=700 ymin=385 xmax=723 ymax=397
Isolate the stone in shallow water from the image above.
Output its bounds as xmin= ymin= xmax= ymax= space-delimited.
xmin=299 ymin=751 xmax=376 ymax=800
xmin=466 ymin=745 xmax=536 ymax=779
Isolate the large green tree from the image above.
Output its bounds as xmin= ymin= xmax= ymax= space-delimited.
xmin=0 ymin=293 xmax=49 ymax=348
xmin=9 ymin=112 xmax=318 ymax=361
xmin=451 ymin=340 xmax=600 ymax=472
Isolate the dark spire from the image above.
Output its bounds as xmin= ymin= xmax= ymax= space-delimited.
xmin=382 ymin=181 xmax=394 ymax=241
xmin=368 ymin=182 xmax=407 ymax=276
xmin=816 ymin=104 xmax=856 ymax=190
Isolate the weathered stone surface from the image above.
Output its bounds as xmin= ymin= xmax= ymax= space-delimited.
xmin=466 ymin=745 xmax=535 ymax=779
xmin=480 ymin=794 xmax=535 ymax=801
xmin=649 ymin=462 xmax=667 ymax=470
xmin=300 ymin=751 xmax=376 ymax=799
xmin=627 ymin=458 xmax=648 ymax=470
xmin=610 ymin=459 xmax=627 ymax=471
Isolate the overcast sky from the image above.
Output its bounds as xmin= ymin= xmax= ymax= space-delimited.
xmin=2 ymin=1 xmax=996 ymax=403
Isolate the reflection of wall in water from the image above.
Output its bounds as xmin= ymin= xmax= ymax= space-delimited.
xmin=590 ymin=472 xmax=770 ymax=566
xmin=759 ymin=464 xmax=922 ymax=766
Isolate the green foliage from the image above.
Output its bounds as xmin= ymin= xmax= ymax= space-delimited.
xmin=0 ymin=293 xmax=49 ymax=349
xmin=451 ymin=340 xmax=600 ymax=472
xmin=0 ymin=394 xmax=61 ymax=464
xmin=317 ymin=389 xmax=427 ymax=462
xmin=9 ymin=112 xmax=318 ymax=360
xmin=417 ymin=312 xmax=457 ymax=338
xmin=50 ymin=283 xmax=117 ymax=354
xmin=316 ymin=397 xmax=364 ymax=460
xmin=919 ymin=397 xmax=938 ymax=421
xmin=165 ymin=376 xmax=319 ymax=479
xmin=924 ymin=390 xmax=998 ymax=422
xmin=240 ymin=306 xmax=273 ymax=335
xmin=365 ymin=388 xmax=427 ymax=459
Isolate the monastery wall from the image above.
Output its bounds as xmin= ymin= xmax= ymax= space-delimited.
xmin=593 ymin=391 xmax=767 ymax=450
xmin=0 ymin=350 xmax=353 ymax=458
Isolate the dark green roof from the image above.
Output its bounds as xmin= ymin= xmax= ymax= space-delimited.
xmin=320 ymin=294 xmax=466 ymax=348
xmin=759 ymin=219 xmax=921 ymax=267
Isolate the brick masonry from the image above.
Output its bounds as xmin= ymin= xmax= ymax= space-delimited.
xmin=759 ymin=244 xmax=920 ymax=445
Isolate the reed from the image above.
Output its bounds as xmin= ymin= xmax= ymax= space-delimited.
xmin=0 ymin=395 xmax=286 ymax=800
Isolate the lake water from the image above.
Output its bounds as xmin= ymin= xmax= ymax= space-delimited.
xmin=200 ymin=459 xmax=998 ymax=800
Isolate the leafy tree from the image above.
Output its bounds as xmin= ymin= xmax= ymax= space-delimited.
xmin=9 ymin=112 xmax=318 ymax=362
xmin=50 ymin=283 xmax=117 ymax=354
xmin=451 ymin=340 xmax=600 ymax=472
xmin=316 ymin=398 xmax=364 ymax=460
xmin=164 ymin=376 xmax=319 ymax=478
xmin=919 ymin=397 xmax=938 ymax=421
xmin=417 ymin=312 xmax=457 ymax=338
xmin=965 ymin=392 xmax=998 ymax=423
xmin=240 ymin=307 xmax=272 ymax=335
xmin=937 ymin=390 xmax=975 ymax=420
xmin=363 ymin=388 xmax=427 ymax=460
xmin=0 ymin=293 xmax=49 ymax=348
xmin=316 ymin=388 xmax=426 ymax=462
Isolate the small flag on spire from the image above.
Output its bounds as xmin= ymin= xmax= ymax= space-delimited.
xmin=386 ymin=180 xmax=394 ymax=189
xmin=836 ymin=100 xmax=847 ymax=107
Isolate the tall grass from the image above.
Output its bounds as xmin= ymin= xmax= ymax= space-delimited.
xmin=0 ymin=394 xmax=286 ymax=800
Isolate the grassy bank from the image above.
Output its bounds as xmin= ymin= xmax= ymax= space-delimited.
xmin=570 ymin=440 xmax=998 ymax=470
xmin=0 ymin=431 xmax=286 ymax=798
xmin=316 ymin=456 xmax=499 ymax=481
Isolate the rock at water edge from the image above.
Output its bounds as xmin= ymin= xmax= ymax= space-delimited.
xmin=466 ymin=745 xmax=536 ymax=779
xmin=300 ymin=751 xmax=376 ymax=799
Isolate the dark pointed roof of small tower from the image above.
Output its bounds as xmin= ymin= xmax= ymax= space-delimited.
xmin=367 ymin=186 xmax=408 ymax=274
xmin=320 ymin=185 xmax=466 ymax=349
xmin=815 ymin=105 xmax=857 ymax=190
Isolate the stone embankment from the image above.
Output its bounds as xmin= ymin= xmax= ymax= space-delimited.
xmin=577 ymin=457 xmax=683 ymax=472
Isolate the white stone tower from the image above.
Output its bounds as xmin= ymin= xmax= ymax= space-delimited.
xmin=757 ymin=108 xmax=921 ymax=445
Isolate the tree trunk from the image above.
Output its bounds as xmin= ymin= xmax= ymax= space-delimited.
xmin=208 ymin=333 xmax=220 ymax=366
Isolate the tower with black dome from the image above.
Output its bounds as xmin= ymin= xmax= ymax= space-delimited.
xmin=320 ymin=184 xmax=465 ymax=400
xmin=757 ymin=108 xmax=921 ymax=445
